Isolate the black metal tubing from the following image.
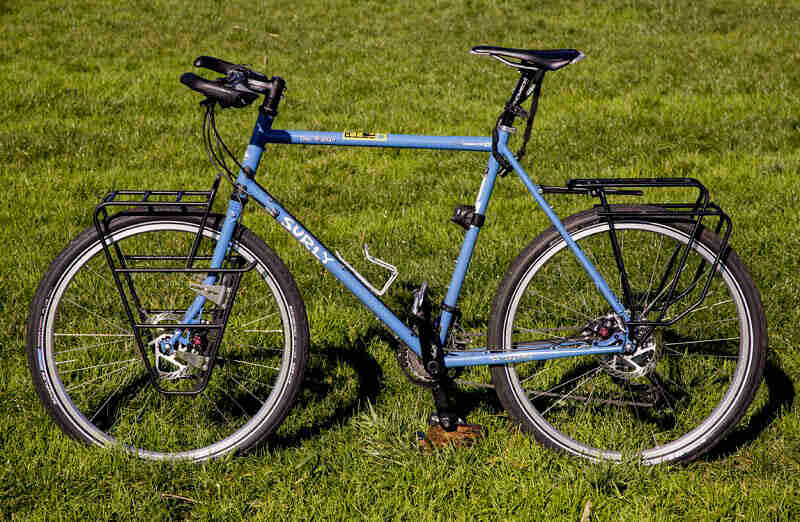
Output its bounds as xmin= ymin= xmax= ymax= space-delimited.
xmin=491 ymin=69 xmax=545 ymax=175
xmin=544 ymin=177 xmax=732 ymax=331
xmin=596 ymin=189 xmax=635 ymax=311
xmin=169 ymin=254 xmax=249 ymax=396
xmin=113 ymin=263 xmax=255 ymax=274
xmin=91 ymin=180 xmax=253 ymax=393
xmin=540 ymin=186 xmax=644 ymax=196
xmin=134 ymin=323 xmax=225 ymax=329
xmin=187 ymin=174 xmax=221 ymax=268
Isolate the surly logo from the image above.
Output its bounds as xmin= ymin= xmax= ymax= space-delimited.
xmin=281 ymin=216 xmax=333 ymax=265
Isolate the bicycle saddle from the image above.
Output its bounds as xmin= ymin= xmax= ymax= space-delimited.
xmin=471 ymin=46 xmax=584 ymax=71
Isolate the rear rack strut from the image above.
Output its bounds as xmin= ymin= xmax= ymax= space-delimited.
xmin=541 ymin=177 xmax=732 ymax=330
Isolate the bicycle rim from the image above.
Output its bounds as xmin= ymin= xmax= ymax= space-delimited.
xmin=495 ymin=221 xmax=758 ymax=463
xmin=38 ymin=219 xmax=299 ymax=460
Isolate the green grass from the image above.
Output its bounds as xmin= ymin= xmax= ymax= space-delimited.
xmin=2 ymin=0 xmax=799 ymax=519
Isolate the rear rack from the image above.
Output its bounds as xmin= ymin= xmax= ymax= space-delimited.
xmin=541 ymin=177 xmax=732 ymax=330
xmin=93 ymin=175 xmax=256 ymax=394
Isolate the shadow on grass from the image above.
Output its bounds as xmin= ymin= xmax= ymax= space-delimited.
xmin=448 ymin=354 xmax=793 ymax=463
xmin=702 ymin=356 xmax=794 ymax=461
xmin=265 ymin=327 xmax=386 ymax=450
xmin=450 ymin=384 xmax=504 ymax=420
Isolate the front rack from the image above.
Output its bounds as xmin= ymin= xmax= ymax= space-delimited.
xmin=541 ymin=177 xmax=732 ymax=330
xmin=93 ymin=176 xmax=256 ymax=394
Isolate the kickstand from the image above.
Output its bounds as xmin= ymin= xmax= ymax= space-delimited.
xmin=418 ymin=381 xmax=485 ymax=450
xmin=412 ymin=282 xmax=485 ymax=450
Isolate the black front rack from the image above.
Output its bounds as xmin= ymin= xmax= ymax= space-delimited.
xmin=93 ymin=176 xmax=256 ymax=395
xmin=541 ymin=177 xmax=732 ymax=331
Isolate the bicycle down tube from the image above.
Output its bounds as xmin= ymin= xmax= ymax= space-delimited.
xmin=180 ymin=112 xmax=629 ymax=367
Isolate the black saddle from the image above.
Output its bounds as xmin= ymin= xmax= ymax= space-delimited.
xmin=471 ymin=46 xmax=584 ymax=71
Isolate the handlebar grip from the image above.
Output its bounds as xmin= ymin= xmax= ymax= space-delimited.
xmin=180 ymin=72 xmax=257 ymax=108
xmin=193 ymin=56 xmax=239 ymax=75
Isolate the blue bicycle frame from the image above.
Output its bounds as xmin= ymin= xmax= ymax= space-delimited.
xmin=178 ymin=111 xmax=630 ymax=367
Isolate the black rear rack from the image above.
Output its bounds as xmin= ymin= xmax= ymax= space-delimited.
xmin=541 ymin=177 xmax=732 ymax=330
xmin=92 ymin=175 xmax=255 ymax=395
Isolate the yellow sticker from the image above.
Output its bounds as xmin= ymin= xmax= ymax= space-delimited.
xmin=343 ymin=131 xmax=387 ymax=141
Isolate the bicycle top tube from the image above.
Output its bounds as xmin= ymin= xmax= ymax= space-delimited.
xmin=253 ymin=130 xmax=491 ymax=152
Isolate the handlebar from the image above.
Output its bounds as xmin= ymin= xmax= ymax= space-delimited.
xmin=193 ymin=55 xmax=239 ymax=75
xmin=181 ymin=56 xmax=285 ymax=114
xmin=180 ymin=72 xmax=258 ymax=108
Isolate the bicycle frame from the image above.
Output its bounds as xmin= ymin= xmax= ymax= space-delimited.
xmin=181 ymin=111 xmax=630 ymax=367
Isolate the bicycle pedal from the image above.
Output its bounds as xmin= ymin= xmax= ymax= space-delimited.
xmin=418 ymin=422 xmax=485 ymax=451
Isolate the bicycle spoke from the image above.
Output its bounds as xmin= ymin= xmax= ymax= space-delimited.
xmin=522 ymin=286 xmax=595 ymax=323
xmin=664 ymin=337 xmax=739 ymax=346
xmin=201 ymin=392 xmax=233 ymax=427
xmin=54 ymin=333 xmax=134 ymax=337
xmin=62 ymin=297 xmax=129 ymax=334
xmin=580 ymin=240 xmax=620 ymax=305
xmin=236 ymin=310 xmax=279 ymax=329
xmin=65 ymin=363 xmax=135 ymax=392
xmin=227 ymin=372 xmax=275 ymax=393
xmin=555 ymin=258 xmax=592 ymax=318
xmin=59 ymin=358 xmax=138 ymax=373
xmin=230 ymin=342 xmax=284 ymax=353
xmin=664 ymin=347 xmax=738 ymax=359
xmin=643 ymin=233 xmax=665 ymax=312
xmin=540 ymin=368 xmax=603 ymax=415
xmin=212 ymin=379 xmax=252 ymax=420
xmin=227 ymin=374 xmax=265 ymax=405
xmin=55 ymin=337 xmax=130 ymax=355
xmin=680 ymin=299 xmax=734 ymax=317
xmin=88 ymin=366 xmax=141 ymax=423
xmin=217 ymin=356 xmax=281 ymax=372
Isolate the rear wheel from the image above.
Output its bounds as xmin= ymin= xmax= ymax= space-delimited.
xmin=488 ymin=207 xmax=767 ymax=464
xmin=26 ymin=214 xmax=309 ymax=461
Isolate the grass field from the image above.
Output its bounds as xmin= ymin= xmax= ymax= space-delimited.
xmin=2 ymin=0 xmax=799 ymax=519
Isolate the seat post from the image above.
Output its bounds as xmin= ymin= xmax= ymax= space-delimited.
xmin=501 ymin=73 xmax=533 ymax=126
xmin=500 ymin=70 xmax=543 ymax=126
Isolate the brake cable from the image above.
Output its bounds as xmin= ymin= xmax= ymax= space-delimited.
xmin=201 ymin=101 xmax=245 ymax=186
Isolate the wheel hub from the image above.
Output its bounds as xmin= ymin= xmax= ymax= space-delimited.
xmin=147 ymin=313 xmax=211 ymax=382
xmin=602 ymin=328 xmax=662 ymax=380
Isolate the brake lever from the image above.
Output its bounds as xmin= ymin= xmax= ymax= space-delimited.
xmin=221 ymin=70 xmax=264 ymax=97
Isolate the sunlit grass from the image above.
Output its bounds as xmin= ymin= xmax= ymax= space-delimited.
xmin=1 ymin=0 xmax=799 ymax=519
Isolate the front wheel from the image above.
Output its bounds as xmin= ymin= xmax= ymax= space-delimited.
xmin=26 ymin=214 xmax=309 ymax=461
xmin=488 ymin=206 xmax=767 ymax=464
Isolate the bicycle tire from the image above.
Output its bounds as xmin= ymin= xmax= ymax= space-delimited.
xmin=488 ymin=206 xmax=767 ymax=464
xmin=26 ymin=213 xmax=309 ymax=461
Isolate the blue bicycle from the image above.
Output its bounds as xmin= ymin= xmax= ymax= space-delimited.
xmin=26 ymin=47 xmax=767 ymax=463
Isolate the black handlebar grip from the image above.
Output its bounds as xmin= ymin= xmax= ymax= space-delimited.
xmin=193 ymin=56 xmax=239 ymax=75
xmin=180 ymin=72 xmax=257 ymax=108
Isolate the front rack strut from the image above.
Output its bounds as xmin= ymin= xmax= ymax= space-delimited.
xmin=541 ymin=177 xmax=732 ymax=330
xmin=93 ymin=176 xmax=256 ymax=395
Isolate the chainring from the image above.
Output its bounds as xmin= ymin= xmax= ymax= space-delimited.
xmin=396 ymin=346 xmax=437 ymax=387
